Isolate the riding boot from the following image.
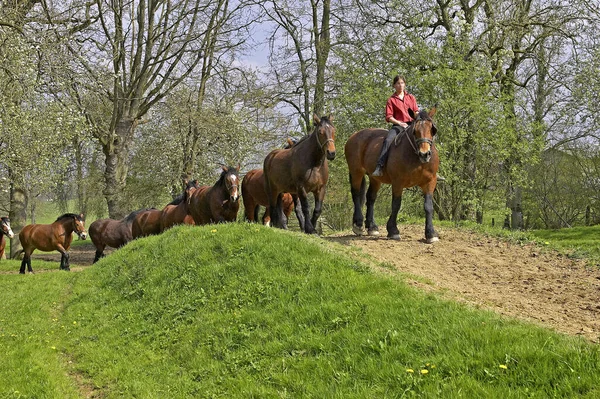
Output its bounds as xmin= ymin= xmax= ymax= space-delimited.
xmin=372 ymin=126 xmax=400 ymax=176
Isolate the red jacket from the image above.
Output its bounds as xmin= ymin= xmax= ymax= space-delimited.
xmin=385 ymin=93 xmax=418 ymax=124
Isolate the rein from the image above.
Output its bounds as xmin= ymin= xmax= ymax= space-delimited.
xmin=395 ymin=120 xmax=434 ymax=155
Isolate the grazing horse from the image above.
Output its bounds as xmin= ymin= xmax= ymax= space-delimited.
xmin=263 ymin=114 xmax=336 ymax=234
xmin=18 ymin=213 xmax=87 ymax=273
xmin=131 ymin=208 xmax=162 ymax=239
xmin=89 ymin=209 xmax=147 ymax=263
xmin=189 ymin=165 xmax=241 ymax=225
xmin=1 ymin=217 xmax=15 ymax=260
xmin=160 ymin=179 xmax=200 ymax=231
xmin=242 ymin=169 xmax=303 ymax=227
xmin=345 ymin=107 xmax=439 ymax=242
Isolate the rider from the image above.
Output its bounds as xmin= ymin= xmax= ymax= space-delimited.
xmin=372 ymin=75 xmax=418 ymax=177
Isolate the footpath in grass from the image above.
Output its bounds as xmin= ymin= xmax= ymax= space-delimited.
xmin=59 ymin=224 xmax=600 ymax=398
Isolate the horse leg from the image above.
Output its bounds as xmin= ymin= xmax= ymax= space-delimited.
xmin=298 ymin=188 xmax=315 ymax=234
xmin=276 ymin=194 xmax=288 ymax=229
xmin=262 ymin=207 xmax=270 ymax=226
xmin=20 ymin=255 xmax=28 ymax=274
xmin=365 ymin=179 xmax=382 ymax=236
xmin=57 ymin=245 xmax=70 ymax=271
xmin=350 ymin=173 xmax=367 ymax=235
xmin=424 ymin=192 xmax=439 ymax=243
xmin=292 ymin=194 xmax=305 ymax=231
xmin=93 ymin=245 xmax=105 ymax=264
xmin=386 ymin=194 xmax=403 ymax=240
xmin=310 ymin=187 xmax=327 ymax=234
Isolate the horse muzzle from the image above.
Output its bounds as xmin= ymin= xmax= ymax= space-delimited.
xmin=78 ymin=232 xmax=88 ymax=240
xmin=327 ymin=150 xmax=336 ymax=160
xmin=7 ymin=230 xmax=14 ymax=239
xmin=419 ymin=151 xmax=432 ymax=164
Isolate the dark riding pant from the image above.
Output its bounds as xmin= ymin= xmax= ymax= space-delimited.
xmin=375 ymin=125 xmax=404 ymax=170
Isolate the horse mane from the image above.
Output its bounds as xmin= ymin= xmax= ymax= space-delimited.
xmin=55 ymin=213 xmax=82 ymax=222
xmin=168 ymin=195 xmax=184 ymax=206
xmin=123 ymin=208 xmax=151 ymax=223
xmin=292 ymin=116 xmax=334 ymax=147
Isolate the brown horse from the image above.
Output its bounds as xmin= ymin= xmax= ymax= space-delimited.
xmin=160 ymin=179 xmax=200 ymax=231
xmin=263 ymin=114 xmax=336 ymax=233
xmin=242 ymin=169 xmax=303 ymax=227
xmin=189 ymin=165 xmax=240 ymax=225
xmin=89 ymin=209 xmax=148 ymax=263
xmin=1 ymin=217 xmax=15 ymax=260
xmin=18 ymin=213 xmax=87 ymax=273
xmin=131 ymin=208 xmax=162 ymax=239
xmin=345 ymin=107 xmax=439 ymax=242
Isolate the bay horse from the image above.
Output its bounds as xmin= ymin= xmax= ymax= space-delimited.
xmin=89 ymin=208 xmax=148 ymax=263
xmin=345 ymin=107 xmax=439 ymax=242
xmin=188 ymin=165 xmax=241 ymax=225
xmin=1 ymin=217 xmax=15 ymax=260
xmin=242 ymin=169 xmax=303 ymax=228
xmin=263 ymin=114 xmax=336 ymax=234
xmin=18 ymin=213 xmax=87 ymax=273
xmin=160 ymin=179 xmax=200 ymax=231
xmin=131 ymin=208 xmax=162 ymax=239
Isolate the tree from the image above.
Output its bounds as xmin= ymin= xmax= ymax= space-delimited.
xmin=41 ymin=0 xmax=237 ymax=218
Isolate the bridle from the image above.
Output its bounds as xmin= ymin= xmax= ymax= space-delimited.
xmin=314 ymin=123 xmax=335 ymax=154
xmin=398 ymin=118 xmax=434 ymax=155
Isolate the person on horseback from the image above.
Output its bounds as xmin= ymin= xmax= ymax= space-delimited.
xmin=372 ymin=75 xmax=418 ymax=177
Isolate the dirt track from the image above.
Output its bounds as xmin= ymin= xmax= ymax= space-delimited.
xmin=19 ymin=227 xmax=600 ymax=343
xmin=326 ymin=225 xmax=600 ymax=343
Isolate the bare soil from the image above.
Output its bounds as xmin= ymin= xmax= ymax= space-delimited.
xmin=325 ymin=225 xmax=600 ymax=343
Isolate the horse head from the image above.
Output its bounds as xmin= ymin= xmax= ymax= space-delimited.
xmin=184 ymin=179 xmax=200 ymax=204
xmin=408 ymin=107 xmax=437 ymax=164
xmin=221 ymin=165 xmax=240 ymax=203
xmin=313 ymin=114 xmax=336 ymax=160
xmin=73 ymin=214 xmax=88 ymax=240
xmin=1 ymin=217 xmax=14 ymax=239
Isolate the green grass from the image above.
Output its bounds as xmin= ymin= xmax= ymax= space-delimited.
xmin=530 ymin=225 xmax=600 ymax=264
xmin=1 ymin=223 xmax=600 ymax=398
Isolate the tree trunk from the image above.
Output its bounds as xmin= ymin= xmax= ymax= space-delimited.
xmin=510 ymin=186 xmax=523 ymax=230
xmin=9 ymin=183 xmax=27 ymax=259
xmin=102 ymin=118 xmax=136 ymax=219
xmin=75 ymin=137 xmax=87 ymax=216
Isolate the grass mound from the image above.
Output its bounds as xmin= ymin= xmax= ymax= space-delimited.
xmin=64 ymin=224 xmax=600 ymax=398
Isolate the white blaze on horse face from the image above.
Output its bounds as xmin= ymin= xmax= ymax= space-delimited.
xmin=7 ymin=226 xmax=14 ymax=238
xmin=230 ymin=175 xmax=239 ymax=201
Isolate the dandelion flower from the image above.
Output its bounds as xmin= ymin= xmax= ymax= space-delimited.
xmin=421 ymin=369 xmax=429 ymax=375
xmin=406 ymin=369 xmax=414 ymax=373
xmin=73 ymin=321 xmax=77 ymax=325
xmin=211 ymin=229 xmax=217 ymax=233
xmin=499 ymin=364 xmax=508 ymax=369
xmin=51 ymin=346 xmax=56 ymax=350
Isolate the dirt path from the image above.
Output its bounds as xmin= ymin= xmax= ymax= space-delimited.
xmin=325 ymin=225 xmax=600 ymax=343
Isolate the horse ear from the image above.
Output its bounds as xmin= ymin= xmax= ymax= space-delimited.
xmin=313 ymin=113 xmax=321 ymax=125
xmin=222 ymin=165 xmax=227 ymax=172
xmin=408 ymin=108 xmax=417 ymax=120
xmin=328 ymin=114 xmax=334 ymax=122
xmin=79 ymin=213 xmax=85 ymax=221
xmin=236 ymin=163 xmax=240 ymax=172
xmin=429 ymin=106 xmax=437 ymax=118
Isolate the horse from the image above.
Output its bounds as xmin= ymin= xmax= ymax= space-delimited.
xmin=188 ymin=165 xmax=241 ymax=225
xmin=160 ymin=179 xmax=200 ymax=231
xmin=345 ymin=107 xmax=439 ymax=242
xmin=18 ymin=213 xmax=87 ymax=273
xmin=242 ymin=169 xmax=303 ymax=227
xmin=89 ymin=209 xmax=148 ymax=263
xmin=131 ymin=208 xmax=162 ymax=239
xmin=1 ymin=217 xmax=15 ymax=260
xmin=263 ymin=114 xmax=336 ymax=234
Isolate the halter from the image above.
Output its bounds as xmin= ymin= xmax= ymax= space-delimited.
xmin=314 ymin=124 xmax=335 ymax=153
xmin=224 ymin=175 xmax=238 ymax=192
xmin=397 ymin=119 xmax=434 ymax=155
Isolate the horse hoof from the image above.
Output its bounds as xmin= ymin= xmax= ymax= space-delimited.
xmin=426 ymin=237 xmax=440 ymax=244
xmin=352 ymin=224 xmax=365 ymax=236
xmin=388 ymin=234 xmax=401 ymax=241
xmin=367 ymin=229 xmax=380 ymax=236
xmin=265 ymin=221 xmax=271 ymax=227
